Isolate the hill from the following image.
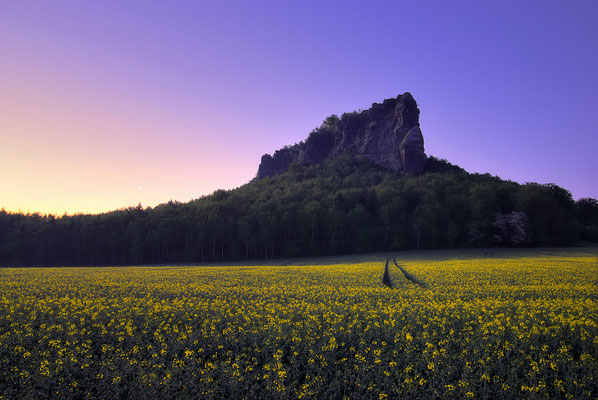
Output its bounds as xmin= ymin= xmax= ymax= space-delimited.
xmin=1 ymin=93 xmax=597 ymax=266
xmin=1 ymin=154 xmax=597 ymax=266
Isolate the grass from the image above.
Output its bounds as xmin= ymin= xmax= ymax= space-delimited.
xmin=0 ymin=247 xmax=596 ymax=399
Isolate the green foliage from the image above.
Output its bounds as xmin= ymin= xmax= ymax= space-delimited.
xmin=321 ymin=114 xmax=340 ymax=131
xmin=0 ymin=156 xmax=594 ymax=266
xmin=576 ymin=198 xmax=598 ymax=241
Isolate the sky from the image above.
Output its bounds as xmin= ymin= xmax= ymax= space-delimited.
xmin=1 ymin=1 xmax=597 ymax=215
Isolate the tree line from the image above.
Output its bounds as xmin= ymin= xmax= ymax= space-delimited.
xmin=1 ymin=156 xmax=597 ymax=267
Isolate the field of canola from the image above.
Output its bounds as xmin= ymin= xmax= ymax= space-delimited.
xmin=0 ymin=249 xmax=596 ymax=399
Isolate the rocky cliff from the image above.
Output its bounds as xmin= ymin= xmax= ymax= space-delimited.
xmin=257 ymin=92 xmax=426 ymax=179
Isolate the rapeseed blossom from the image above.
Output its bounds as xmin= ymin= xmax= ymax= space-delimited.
xmin=0 ymin=251 xmax=596 ymax=398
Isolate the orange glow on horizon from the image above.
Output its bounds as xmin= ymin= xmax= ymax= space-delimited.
xmin=0 ymin=55 xmax=259 ymax=216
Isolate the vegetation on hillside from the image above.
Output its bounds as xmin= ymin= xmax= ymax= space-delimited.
xmin=1 ymin=156 xmax=597 ymax=266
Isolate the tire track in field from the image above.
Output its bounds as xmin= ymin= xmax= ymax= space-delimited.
xmin=392 ymin=257 xmax=428 ymax=288
xmin=382 ymin=257 xmax=393 ymax=288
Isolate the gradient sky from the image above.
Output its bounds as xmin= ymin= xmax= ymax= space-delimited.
xmin=1 ymin=1 xmax=597 ymax=215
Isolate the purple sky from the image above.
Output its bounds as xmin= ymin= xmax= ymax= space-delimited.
xmin=1 ymin=1 xmax=597 ymax=214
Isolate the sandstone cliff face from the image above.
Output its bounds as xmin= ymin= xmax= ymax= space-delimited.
xmin=257 ymin=92 xmax=426 ymax=179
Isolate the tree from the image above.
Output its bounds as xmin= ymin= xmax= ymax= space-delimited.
xmin=492 ymin=212 xmax=529 ymax=245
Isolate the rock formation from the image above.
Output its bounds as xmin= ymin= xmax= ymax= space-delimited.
xmin=257 ymin=92 xmax=426 ymax=179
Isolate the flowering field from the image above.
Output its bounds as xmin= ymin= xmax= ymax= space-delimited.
xmin=1 ymin=249 xmax=596 ymax=399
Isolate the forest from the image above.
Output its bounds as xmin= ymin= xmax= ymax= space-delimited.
xmin=1 ymin=156 xmax=597 ymax=266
